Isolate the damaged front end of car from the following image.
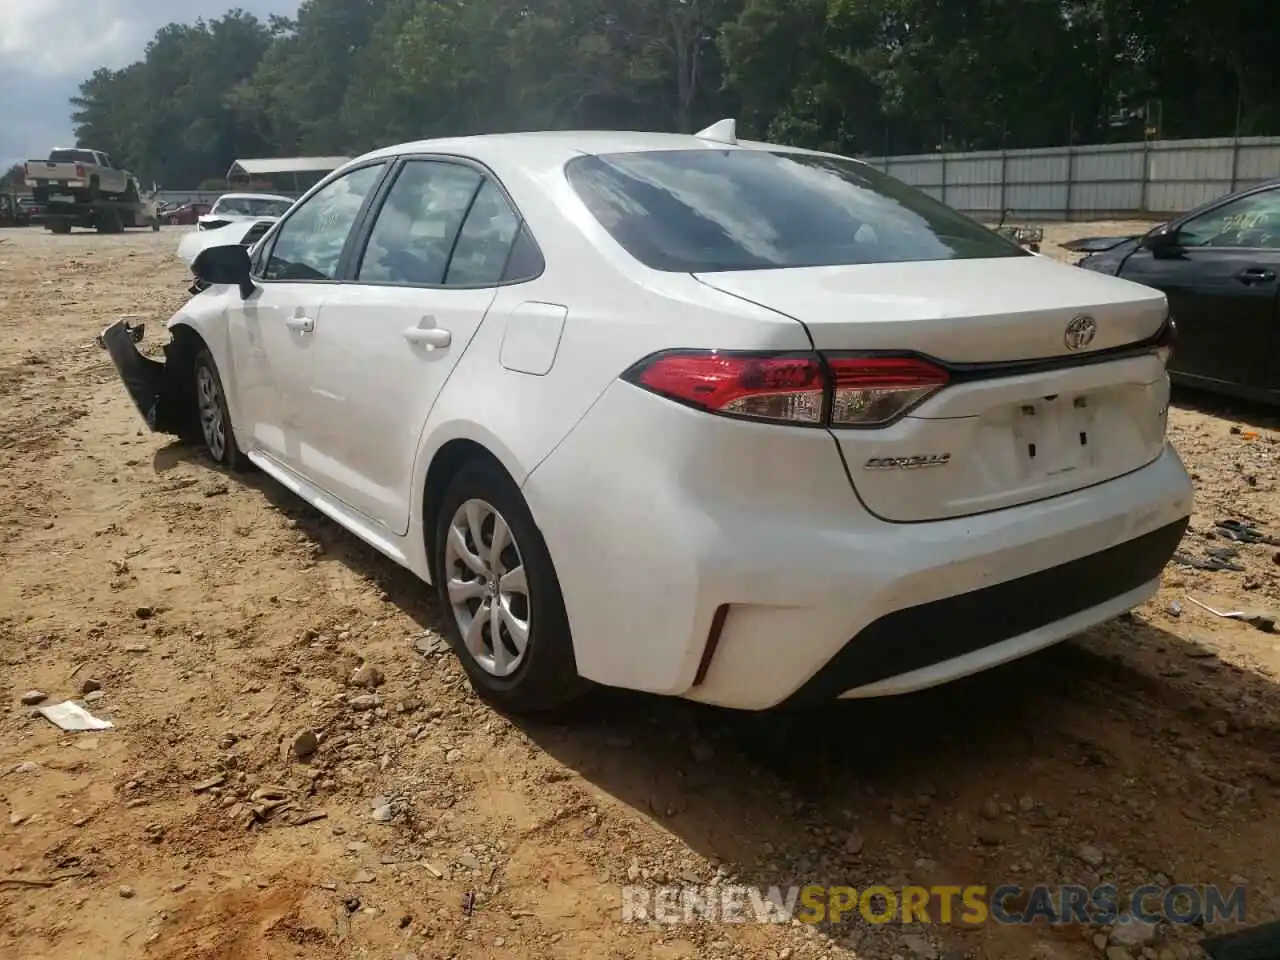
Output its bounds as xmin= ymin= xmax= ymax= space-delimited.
xmin=100 ymin=232 xmax=260 ymax=436
xmin=96 ymin=319 xmax=197 ymax=436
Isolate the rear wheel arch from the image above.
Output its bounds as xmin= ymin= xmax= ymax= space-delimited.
xmin=426 ymin=445 xmax=586 ymax=712
xmin=422 ymin=439 xmax=510 ymax=584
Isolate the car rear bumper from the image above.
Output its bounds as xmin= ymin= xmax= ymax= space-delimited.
xmin=524 ymin=380 xmax=1194 ymax=710
xmin=781 ymin=515 xmax=1185 ymax=705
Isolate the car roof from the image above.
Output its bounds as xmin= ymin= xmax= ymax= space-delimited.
xmin=350 ymin=129 xmax=854 ymax=178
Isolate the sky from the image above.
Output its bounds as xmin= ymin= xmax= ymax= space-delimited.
xmin=0 ymin=0 xmax=297 ymax=170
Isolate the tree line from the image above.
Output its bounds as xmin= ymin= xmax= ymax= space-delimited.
xmin=66 ymin=0 xmax=1280 ymax=189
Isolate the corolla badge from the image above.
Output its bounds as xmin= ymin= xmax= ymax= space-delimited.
xmin=864 ymin=454 xmax=951 ymax=470
xmin=1064 ymin=314 xmax=1097 ymax=351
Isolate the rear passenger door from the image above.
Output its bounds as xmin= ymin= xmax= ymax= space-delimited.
xmin=297 ymin=157 xmax=534 ymax=534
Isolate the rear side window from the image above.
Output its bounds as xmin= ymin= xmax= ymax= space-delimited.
xmin=356 ymin=161 xmax=537 ymax=287
xmin=357 ymin=160 xmax=483 ymax=285
xmin=445 ymin=180 xmax=522 ymax=285
xmin=501 ymin=223 xmax=545 ymax=282
xmin=565 ymin=149 xmax=1025 ymax=273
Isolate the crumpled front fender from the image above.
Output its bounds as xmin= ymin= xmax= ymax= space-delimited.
xmin=97 ymin=319 xmax=190 ymax=435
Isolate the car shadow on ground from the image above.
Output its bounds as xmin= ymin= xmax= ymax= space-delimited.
xmin=1172 ymin=385 xmax=1280 ymax=432
xmin=150 ymin=439 xmax=449 ymax=636
xmin=153 ymin=437 xmax=1280 ymax=952
xmin=510 ymin=627 xmax=1279 ymax=954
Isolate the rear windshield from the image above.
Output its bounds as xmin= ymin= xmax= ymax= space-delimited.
xmin=49 ymin=149 xmax=99 ymax=165
xmin=564 ymin=149 xmax=1025 ymax=272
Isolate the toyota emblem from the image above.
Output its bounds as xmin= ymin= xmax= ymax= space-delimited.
xmin=1064 ymin=315 xmax=1097 ymax=351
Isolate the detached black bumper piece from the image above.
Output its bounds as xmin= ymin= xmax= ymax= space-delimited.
xmin=781 ymin=516 xmax=1190 ymax=706
xmin=1203 ymin=920 xmax=1280 ymax=960
xmin=96 ymin=319 xmax=187 ymax=435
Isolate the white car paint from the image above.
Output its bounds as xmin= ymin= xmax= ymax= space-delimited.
xmin=140 ymin=125 xmax=1192 ymax=711
xmin=196 ymin=192 xmax=294 ymax=232
xmin=498 ymin=302 xmax=568 ymax=375
xmin=176 ymin=218 xmax=277 ymax=264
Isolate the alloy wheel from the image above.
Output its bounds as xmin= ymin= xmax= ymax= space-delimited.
xmin=195 ymin=364 xmax=226 ymax=461
xmin=442 ymin=498 xmax=531 ymax=677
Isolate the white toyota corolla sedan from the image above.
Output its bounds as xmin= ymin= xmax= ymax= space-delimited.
xmin=197 ymin=192 xmax=295 ymax=231
xmin=99 ymin=121 xmax=1193 ymax=713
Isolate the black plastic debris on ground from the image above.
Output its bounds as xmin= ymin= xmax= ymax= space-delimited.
xmin=1175 ymin=519 xmax=1280 ymax=572
xmin=1202 ymin=919 xmax=1280 ymax=960
xmin=1215 ymin=520 xmax=1280 ymax=546
xmin=1174 ymin=550 xmax=1246 ymax=572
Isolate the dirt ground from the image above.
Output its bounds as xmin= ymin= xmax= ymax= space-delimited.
xmin=0 ymin=222 xmax=1278 ymax=960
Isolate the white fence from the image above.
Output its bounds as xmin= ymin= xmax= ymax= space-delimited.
xmin=862 ymin=136 xmax=1280 ymax=221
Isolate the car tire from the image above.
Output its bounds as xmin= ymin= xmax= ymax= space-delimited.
xmin=433 ymin=460 xmax=587 ymax=713
xmin=192 ymin=348 xmax=249 ymax=471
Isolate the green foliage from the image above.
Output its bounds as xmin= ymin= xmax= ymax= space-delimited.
xmin=70 ymin=0 xmax=1280 ymax=186
xmin=0 ymin=163 xmax=25 ymax=191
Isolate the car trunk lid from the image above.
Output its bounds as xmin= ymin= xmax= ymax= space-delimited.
xmin=694 ymin=256 xmax=1167 ymax=362
xmin=695 ymin=257 xmax=1171 ymax=523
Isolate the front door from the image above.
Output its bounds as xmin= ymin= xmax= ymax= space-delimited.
xmin=297 ymin=160 xmax=525 ymax=534
xmin=225 ymin=282 xmax=330 ymax=468
xmin=229 ymin=161 xmax=389 ymax=472
xmin=1119 ymin=186 xmax=1280 ymax=389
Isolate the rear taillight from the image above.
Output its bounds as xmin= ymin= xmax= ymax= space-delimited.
xmin=627 ymin=351 xmax=826 ymax=425
xmin=1155 ymin=315 xmax=1177 ymax=365
xmin=826 ymin=355 xmax=950 ymax=427
xmin=75 ymin=164 xmax=86 ymax=178
xmin=622 ymin=350 xmax=949 ymax=428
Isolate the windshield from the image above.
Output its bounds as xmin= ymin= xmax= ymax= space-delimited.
xmin=564 ymin=149 xmax=1026 ymax=272
xmin=49 ymin=149 xmax=99 ymax=165
xmin=213 ymin=196 xmax=293 ymax=218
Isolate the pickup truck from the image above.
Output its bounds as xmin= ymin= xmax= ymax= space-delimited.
xmin=24 ymin=147 xmax=134 ymax=203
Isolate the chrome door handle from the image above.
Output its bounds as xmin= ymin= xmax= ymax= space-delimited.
xmin=403 ymin=326 xmax=451 ymax=348
xmin=1234 ymin=266 xmax=1276 ymax=285
xmin=284 ymin=316 xmax=314 ymax=332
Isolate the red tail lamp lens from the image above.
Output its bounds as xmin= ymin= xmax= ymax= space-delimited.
xmin=628 ymin=352 xmax=826 ymax=425
xmin=625 ymin=351 xmax=949 ymax=427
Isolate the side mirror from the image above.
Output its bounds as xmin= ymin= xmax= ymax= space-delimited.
xmin=191 ymin=243 xmax=254 ymax=299
xmin=1140 ymin=225 xmax=1181 ymax=256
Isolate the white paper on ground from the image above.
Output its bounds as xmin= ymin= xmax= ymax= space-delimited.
xmin=37 ymin=701 xmax=114 ymax=731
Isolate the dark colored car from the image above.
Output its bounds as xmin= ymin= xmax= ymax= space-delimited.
xmin=1074 ymin=178 xmax=1280 ymax=403
xmin=2 ymin=196 xmax=44 ymax=225
xmin=164 ymin=202 xmax=211 ymax=225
